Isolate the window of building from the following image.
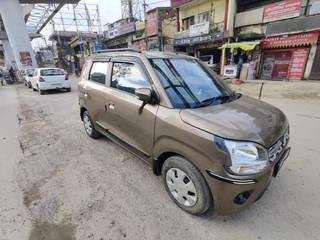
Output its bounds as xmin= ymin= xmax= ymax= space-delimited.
xmin=111 ymin=62 xmax=150 ymax=94
xmin=182 ymin=16 xmax=195 ymax=30
xmin=198 ymin=11 xmax=210 ymax=23
xmin=89 ymin=62 xmax=108 ymax=85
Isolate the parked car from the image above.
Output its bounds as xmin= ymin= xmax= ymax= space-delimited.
xmin=23 ymin=69 xmax=35 ymax=88
xmin=30 ymin=68 xmax=71 ymax=95
xmin=78 ymin=49 xmax=290 ymax=215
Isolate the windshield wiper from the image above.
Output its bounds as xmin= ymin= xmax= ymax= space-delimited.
xmin=193 ymin=95 xmax=231 ymax=108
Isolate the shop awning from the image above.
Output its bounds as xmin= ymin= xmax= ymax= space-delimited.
xmin=219 ymin=41 xmax=260 ymax=51
xmin=262 ymin=32 xmax=319 ymax=49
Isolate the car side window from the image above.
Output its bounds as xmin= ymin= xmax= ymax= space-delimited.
xmin=89 ymin=62 xmax=108 ymax=84
xmin=111 ymin=62 xmax=150 ymax=94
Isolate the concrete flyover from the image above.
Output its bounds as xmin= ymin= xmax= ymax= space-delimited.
xmin=0 ymin=0 xmax=80 ymax=70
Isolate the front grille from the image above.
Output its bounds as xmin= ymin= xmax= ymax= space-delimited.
xmin=268 ymin=128 xmax=289 ymax=162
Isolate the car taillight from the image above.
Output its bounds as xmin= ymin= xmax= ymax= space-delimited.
xmin=39 ymin=77 xmax=45 ymax=82
xmin=65 ymin=74 xmax=69 ymax=80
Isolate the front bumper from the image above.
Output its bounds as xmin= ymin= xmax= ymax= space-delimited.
xmin=205 ymin=147 xmax=291 ymax=215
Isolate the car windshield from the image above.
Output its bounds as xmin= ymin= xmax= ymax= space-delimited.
xmin=40 ymin=69 xmax=64 ymax=76
xmin=149 ymin=58 xmax=232 ymax=109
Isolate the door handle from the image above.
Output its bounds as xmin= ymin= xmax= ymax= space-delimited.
xmin=108 ymin=103 xmax=115 ymax=110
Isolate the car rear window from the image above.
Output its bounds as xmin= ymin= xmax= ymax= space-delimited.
xmin=40 ymin=69 xmax=64 ymax=76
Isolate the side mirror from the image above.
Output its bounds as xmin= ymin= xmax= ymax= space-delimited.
xmin=135 ymin=88 xmax=152 ymax=103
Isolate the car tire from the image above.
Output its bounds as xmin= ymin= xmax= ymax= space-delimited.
xmin=28 ymin=83 xmax=32 ymax=88
xmin=39 ymin=89 xmax=44 ymax=95
xmin=162 ymin=156 xmax=213 ymax=215
xmin=82 ymin=111 xmax=100 ymax=139
xmin=66 ymin=88 xmax=71 ymax=92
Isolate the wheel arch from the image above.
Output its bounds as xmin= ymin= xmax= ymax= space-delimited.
xmin=80 ymin=107 xmax=87 ymax=121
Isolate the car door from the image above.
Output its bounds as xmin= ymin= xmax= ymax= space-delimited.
xmin=102 ymin=57 xmax=159 ymax=159
xmin=81 ymin=61 xmax=111 ymax=125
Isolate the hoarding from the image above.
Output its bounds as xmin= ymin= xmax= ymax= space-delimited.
xmin=263 ymin=0 xmax=302 ymax=23
xmin=189 ymin=22 xmax=210 ymax=37
xmin=170 ymin=0 xmax=192 ymax=8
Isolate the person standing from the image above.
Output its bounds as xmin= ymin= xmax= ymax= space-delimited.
xmin=0 ymin=68 xmax=4 ymax=86
xmin=9 ymin=66 xmax=15 ymax=82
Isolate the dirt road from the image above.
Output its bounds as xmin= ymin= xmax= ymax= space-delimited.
xmin=1 ymin=77 xmax=320 ymax=240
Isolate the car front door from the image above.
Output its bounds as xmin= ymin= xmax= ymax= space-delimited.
xmin=102 ymin=58 xmax=158 ymax=159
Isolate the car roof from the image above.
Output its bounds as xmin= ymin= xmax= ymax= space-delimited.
xmin=90 ymin=49 xmax=196 ymax=61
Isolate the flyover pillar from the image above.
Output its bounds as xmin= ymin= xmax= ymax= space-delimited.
xmin=0 ymin=0 xmax=37 ymax=70
xmin=2 ymin=40 xmax=16 ymax=69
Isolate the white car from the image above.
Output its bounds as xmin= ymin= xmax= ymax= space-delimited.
xmin=24 ymin=69 xmax=35 ymax=88
xmin=30 ymin=68 xmax=71 ymax=95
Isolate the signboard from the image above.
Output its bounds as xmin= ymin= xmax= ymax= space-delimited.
xmin=263 ymin=0 xmax=302 ymax=23
xmin=147 ymin=10 xmax=158 ymax=37
xmin=19 ymin=52 xmax=32 ymax=66
xmin=262 ymin=32 xmax=319 ymax=49
xmin=288 ymin=48 xmax=309 ymax=80
xmin=135 ymin=21 xmax=145 ymax=31
xmin=174 ymin=32 xmax=224 ymax=46
xmin=118 ymin=22 xmax=135 ymax=35
xmin=108 ymin=28 xmax=119 ymax=39
xmin=189 ymin=22 xmax=210 ymax=37
xmin=309 ymin=1 xmax=320 ymax=15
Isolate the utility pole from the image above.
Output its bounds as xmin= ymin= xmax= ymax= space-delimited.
xmin=143 ymin=0 xmax=148 ymax=50
xmin=128 ymin=0 xmax=134 ymax=21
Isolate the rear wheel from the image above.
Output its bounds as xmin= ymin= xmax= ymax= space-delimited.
xmin=39 ymin=89 xmax=44 ymax=95
xmin=162 ymin=156 xmax=212 ymax=215
xmin=66 ymin=88 xmax=71 ymax=92
xmin=83 ymin=111 xmax=100 ymax=139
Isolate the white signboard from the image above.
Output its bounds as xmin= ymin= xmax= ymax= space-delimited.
xmin=189 ymin=22 xmax=210 ymax=37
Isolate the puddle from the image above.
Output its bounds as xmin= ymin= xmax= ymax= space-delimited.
xmin=29 ymin=222 xmax=76 ymax=240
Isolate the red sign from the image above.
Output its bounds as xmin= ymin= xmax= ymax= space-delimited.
xmin=262 ymin=32 xmax=319 ymax=49
xmin=288 ymin=48 xmax=309 ymax=80
xmin=263 ymin=0 xmax=302 ymax=23
xmin=147 ymin=10 xmax=158 ymax=37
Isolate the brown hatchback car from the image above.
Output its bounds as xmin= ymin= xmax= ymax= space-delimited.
xmin=78 ymin=49 xmax=290 ymax=215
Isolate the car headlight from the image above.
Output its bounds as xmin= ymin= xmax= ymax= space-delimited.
xmin=216 ymin=138 xmax=269 ymax=175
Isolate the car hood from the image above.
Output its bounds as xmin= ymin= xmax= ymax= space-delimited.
xmin=180 ymin=96 xmax=288 ymax=148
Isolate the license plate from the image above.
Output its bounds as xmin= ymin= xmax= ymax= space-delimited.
xmin=273 ymin=147 xmax=291 ymax=177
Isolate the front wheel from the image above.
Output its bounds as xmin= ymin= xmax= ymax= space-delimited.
xmin=82 ymin=111 xmax=100 ymax=139
xmin=162 ymin=156 xmax=213 ymax=215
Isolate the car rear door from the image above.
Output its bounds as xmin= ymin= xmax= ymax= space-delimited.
xmin=101 ymin=57 xmax=158 ymax=159
xmin=81 ymin=61 xmax=111 ymax=126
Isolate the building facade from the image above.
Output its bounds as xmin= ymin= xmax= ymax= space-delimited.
xmin=171 ymin=0 xmax=227 ymax=70
xmin=233 ymin=0 xmax=320 ymax=80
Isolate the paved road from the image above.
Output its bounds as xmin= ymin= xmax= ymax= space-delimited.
xmin=1 ymin=77 xmax=320 ymax=240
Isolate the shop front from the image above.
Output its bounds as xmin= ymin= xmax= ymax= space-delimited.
xmin=174 ymin=31 xmax=224 ymax=65
xmin=260 ymin=32 xmax=319 ymax=80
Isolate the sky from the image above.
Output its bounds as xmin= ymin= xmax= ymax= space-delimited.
xmin=32 ymin=0 xmax=171 ymax=48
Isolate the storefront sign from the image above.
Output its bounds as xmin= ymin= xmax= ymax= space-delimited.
xmin=174 ymin=32 xmax=224 ymax=46
xmin=263 ymin=0 xmax=302 ymax=23
xmin=262 ymin=32 xmax=319 ymax=49
xmin=108 ymin=28 xmax=119 ymax=39
xmin=118 ymin=22 xmax=135 ymax=36
xmin=189 ymin=22 xmax=210 ymax=37
xmin=135 ymin=21 xmax=145 ymax=31
xmin=147 ymin=10 xmax=158 ymax=37
xmin=288 ymin=48 xmax=309 ymax=80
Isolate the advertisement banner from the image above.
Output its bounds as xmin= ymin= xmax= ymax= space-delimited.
xmin=189 ymin=22 xmax=210 ymax=37
xmin=262 ymin=32 xmax=319 ymax=49
xmin=288 ymin=48 xmax=309 ymax=80
xmin=19 ymin=52 xmax=33 ymax=66
xmin=118 ymin=22 xmax=135 ymax=36
xmin=263 ymin=0 xmax=302 ymax=23
xmin=147 ymin=10 xmax=158 ymax=37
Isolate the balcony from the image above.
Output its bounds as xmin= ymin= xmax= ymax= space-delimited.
xmin=235 ymin=7 xmax=264 ymax=28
